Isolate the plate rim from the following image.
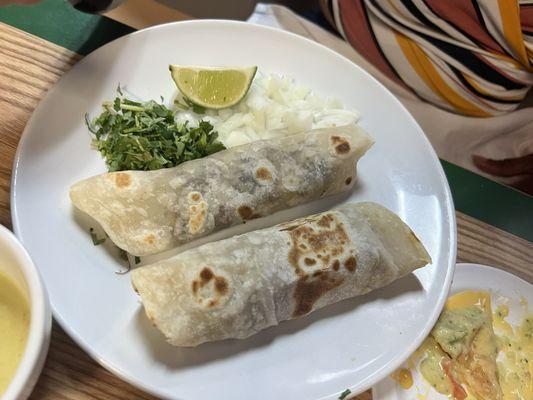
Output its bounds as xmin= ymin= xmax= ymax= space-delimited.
xmin=11 ymin=19 xmax=457 ymax=400
xmin=371 ymin=263 xmax=533 ymax=400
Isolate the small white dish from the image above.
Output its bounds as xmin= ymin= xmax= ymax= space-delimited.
xmin=372 ymin=263 xmax=533 ymax=400
xmin=0 ymin=225 xmax=51 ymax=400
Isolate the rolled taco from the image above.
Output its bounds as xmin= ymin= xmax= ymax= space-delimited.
xmin=131 ymin=202 xmax=431 ymax=347
xmin=70 ymin=125 xmax=373 ymax=255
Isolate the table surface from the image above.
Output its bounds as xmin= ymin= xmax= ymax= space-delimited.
xmin=0 ymin=1 xmax=532 ymax=399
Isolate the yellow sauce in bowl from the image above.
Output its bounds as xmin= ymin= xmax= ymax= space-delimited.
xmin=0 ymin=271 xmax=30 ymax=396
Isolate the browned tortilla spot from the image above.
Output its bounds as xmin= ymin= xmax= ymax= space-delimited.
xmin=293 ymin=274 xmax=343 ymax=317
xmin=287 ymin=213 xmax=351 ymax=317
xmin=200 ymin=267 xmax=214 ymax=283
xmin=331 ymin=135 xmax=351 ymax=154
xmin=308 ymin=234 xmax=344 ymax=256
xmin=286 ymin=215 xmax=350 ymax=271
xmin=255 ymin=167 xmax=272 ymax=181
xmin=250 ymin=213 xmax=261 ymax=219
xmin=189 ymin=209 xmax=206 ymax=234
xmin=144 ymin=234 xmax=156 ymax=244
xmin=191 ymin=193 xmax=201 ymax=202
xmin=335 ymin=142 xmax=350 ymax=154
xmin=237 ymin=205 xmax=253 ymax=220
xmin=344 ymin=256 xmax=357 ymax=272
xmin=192 ymin=268 xmax=228 ymax=308
xmin=304 ymin=257 xmax=316 ymax=266
xmin=214 ymin=276 xmax=228 ymax=295
xmin=115 ymin=172 xmax=131 ymax=188
xmin=331 ymin=248 xmax=342 ymax=257
xmin=317 ymin=215 xmax=332 ymax=228
xmin=345 ymin=177 xmax=352 ymax=185
xmin=332 ymin=260 xmax=340 ymax=271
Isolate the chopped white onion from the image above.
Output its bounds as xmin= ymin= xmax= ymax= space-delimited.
xmin=197 ymin=72 xmax=360 ymax=147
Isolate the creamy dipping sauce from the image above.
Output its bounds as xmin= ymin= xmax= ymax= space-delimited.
xmin=0 ymin=271 xmax=30 ymax=396
xmin=391 ymin=367 xmax=414 ymax=389
xmin=495 ymin=306 xmax=532 ymax=400
xmin=393 ymin=291 xmax=532 ymax=400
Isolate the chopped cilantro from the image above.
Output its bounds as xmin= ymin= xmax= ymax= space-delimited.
xmin=116 ymin=248 xmax=132 ymax=275
xmin=86 ymin=90 xmax=225 ymax=171
xmin=89 ymin=228 xmax=106 ymax=245
xmin=338 ymin=389 xmax=351 ymax=400
xmin=115 ymin=249 xmax=141 ymax=274
xmin=118 ymin=248 xmax=128 ymax=261
xmin=89 ymin=225 xmax=140 ymax=273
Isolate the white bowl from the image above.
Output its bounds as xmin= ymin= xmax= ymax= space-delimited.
xmin=0 ymin=224 xmax=51 ymax=400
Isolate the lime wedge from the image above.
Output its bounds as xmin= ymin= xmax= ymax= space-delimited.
xmin=169 ymin=65 xmax=257 ymax=109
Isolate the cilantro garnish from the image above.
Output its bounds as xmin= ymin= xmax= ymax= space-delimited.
xmin=86 ymin=89 xmax=225 ymax=172
xmin=338 ymin=389 xmax=351 ymax=400
xmin=116 ymin=248 xmax=140 ymax=275
xmin=89 ymin=228 xmax=106 ymax=245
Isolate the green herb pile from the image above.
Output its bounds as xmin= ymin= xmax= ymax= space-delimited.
xmin=86 ymin=88 xmax=226 ymax=171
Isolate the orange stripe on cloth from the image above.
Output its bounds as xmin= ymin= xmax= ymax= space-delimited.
xmin=395 ymin=33 xmax=490 ymax=117
xmin=498 ymin=0 xmax=530 ymax=67
xmin=462 ymin=73 xmax=523 ymax=101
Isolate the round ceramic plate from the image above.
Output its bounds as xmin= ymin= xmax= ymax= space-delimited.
xmin=11 ymin=21 xmax=455 ymax=400
xmin=372 ymin=263 xmax=532 ymax=400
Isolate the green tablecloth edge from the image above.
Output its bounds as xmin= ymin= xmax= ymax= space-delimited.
xmin=0 ymin=0 xmax=134 ymax=56
xmin=441 ymin=160 xmax=531 ymax=241
xmin=1 ymin=0 xmax=531 ymax=242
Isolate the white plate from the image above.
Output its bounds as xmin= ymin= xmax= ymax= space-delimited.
xmin=11 ymin=21 xmax=455 ymax=400
xmin=372 ymin=263 xmax=533 ymax=400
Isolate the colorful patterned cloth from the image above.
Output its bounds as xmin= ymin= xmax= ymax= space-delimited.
xmin=250 ymin=2 xmax=533 ymax=194
xmin=321 ymin=0 xmax=533 ymax=116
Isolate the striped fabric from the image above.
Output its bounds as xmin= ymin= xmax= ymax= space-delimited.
xmin=320 ymin=0 xmax=533 ymax=116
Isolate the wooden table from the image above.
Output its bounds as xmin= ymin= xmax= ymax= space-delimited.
xmin=0 ymin=2 xmax=531 ymax=399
